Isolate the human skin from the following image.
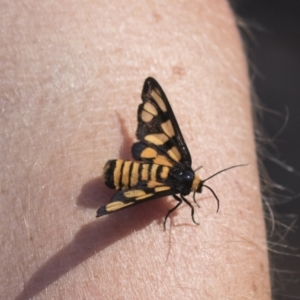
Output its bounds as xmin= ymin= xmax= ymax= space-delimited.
xmin=0 ymin=0 xmax=271 ymax=299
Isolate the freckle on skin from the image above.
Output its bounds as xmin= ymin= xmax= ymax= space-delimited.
xmin=172 ymin=65 xmax=186 ymax=77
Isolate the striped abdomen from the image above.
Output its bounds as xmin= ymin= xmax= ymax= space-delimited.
xmin=104 ymin=159 xmax=170 ymax=190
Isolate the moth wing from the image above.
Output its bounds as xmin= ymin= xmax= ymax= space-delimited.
xmin=132 ymin=142 xmax=175 ymax=168
xmin=132 ymin=77 xmax=192 ymax=167
xmin=96 ymin=181 xmax=173 ymax=216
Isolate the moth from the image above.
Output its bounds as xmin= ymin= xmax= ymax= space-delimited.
xmin=97 ymin=77 xmax=245 ymax=229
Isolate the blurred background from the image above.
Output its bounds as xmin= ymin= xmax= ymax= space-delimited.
xmin=231 ymin=1 xmax=300 ymax=299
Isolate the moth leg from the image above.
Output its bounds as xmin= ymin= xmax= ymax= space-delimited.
xmin=192 ymin=191 xmax=201 ymax=208
xmin=163 ymin=194 xmax=183 ymax=230
xmin=181 ymin=194 xmax=199 ymax=226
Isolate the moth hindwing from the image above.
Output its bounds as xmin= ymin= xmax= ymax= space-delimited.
xmin=96 ymin=77 xmax=245 ymax=230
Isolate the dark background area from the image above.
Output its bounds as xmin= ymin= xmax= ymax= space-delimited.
xmin=231 ymin=1 xmax=300 ymax=299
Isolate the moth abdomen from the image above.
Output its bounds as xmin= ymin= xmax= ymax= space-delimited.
xmin=103 ymin=159 xmax=142 ymax=190
xmin=103 ymin=159 xmax=118 ymax=189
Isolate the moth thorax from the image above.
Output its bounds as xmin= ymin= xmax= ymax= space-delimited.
xmin=192 ymin=174 xmax=203 ymax=193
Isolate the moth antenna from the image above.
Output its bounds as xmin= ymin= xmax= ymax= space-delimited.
xmin=202 ymin=184 xmax=220 ymax=213
xmin=203 ymin=164 xmax=248 ymax=183
xmin=194 ymin=166 xmax=203 ymax=172
xmin=201 ymin=164 xmax=248 ymax=213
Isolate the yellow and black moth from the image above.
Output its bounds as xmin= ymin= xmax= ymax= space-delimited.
xmin=96 ymin=77 xmax=245 ymax=229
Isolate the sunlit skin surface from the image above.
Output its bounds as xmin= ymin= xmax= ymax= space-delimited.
xmin=0 ymin=1 xmax=271 ymax=299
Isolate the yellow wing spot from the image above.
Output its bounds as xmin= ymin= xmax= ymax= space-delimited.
xmin=144 ymin=102 xmax=158 ymax=116
xmin=167 ymin=146 xmax=182 ymax=162
xmin=113 ymin=159 xmax=124 ymax=190
xmin=130 ymin=163 xmax=140 ymax=187
xmin=160 ymin=166 xmax=170 ymax=179
xmin=124 ymin=189 xmax=146 ymax=198
xmin=121 ymin=161 xmax=132 ymax=188
xmin=161 ymin=120 xmax=175 ymax=137
xmin=106 ymin=201 xmax=134 ymax=212
xmin=150 ymin=164 xmax=158 ymax=182
xmin=153 ymin=156 xmax=173 ymax=167
xmin=154 ymin=186 xmax=171 ymax=192
xmin=141 ymin=148 xmax=157 ymax=159
xmin=151 ymin=89 xmax=167 ymax=112
xmin=154 ymin=87 xmax=161 ymax=96
xmin=141 ymin=110 xmax=154 ymax=122
xmin=145 ymin=133 xmax=169 ymax=145
xmin=141 ymin=164 xmax=149 ymax=180
xmin=136 ymin=193 xmax=154 ymax=200
xmin=147 ymin=181 xmax=163 ymax=188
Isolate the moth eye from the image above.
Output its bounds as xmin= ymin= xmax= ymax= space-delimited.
xmin=183 ymin=172 xmax=194 ymax=181
xmin=171 ymin=169 xmax=194 ymax=183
